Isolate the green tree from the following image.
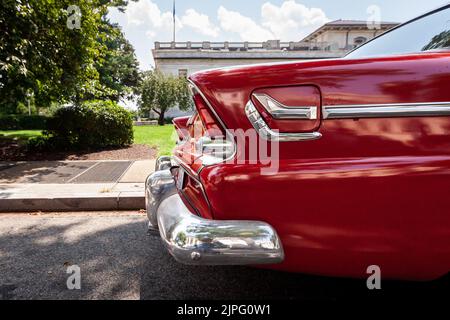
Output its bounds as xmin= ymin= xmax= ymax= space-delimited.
xmin=0 ymin=0 xmax=133 ymax=114
xmin=422 ymin=30 xmax=450 ymax=51
xmin=93 ymin=19 xmax=140 ymax=102
xmin=138 ymin=70 xmax=193 ymax=125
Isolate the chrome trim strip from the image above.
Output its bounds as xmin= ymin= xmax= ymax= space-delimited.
xmin=323 ymin=102 xmax=450 ymax=119
xmin=245 ymin=100 xmax=322 ymax=142
xmin=145 ymin=165 xmax=284 ymax=265
xmin=252 ymin=93 xmax=318 ymax=120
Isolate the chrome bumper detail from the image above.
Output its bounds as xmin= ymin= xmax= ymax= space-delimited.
xmin=146 ymin=156 xmax=177 ymax=227
xmin=155 ymin=156 xmax=172 ymax=171
xmin=145 ymin=157 xmax=284 ymax=265
xmin=145 ymin=169 xmax=177 ymax=228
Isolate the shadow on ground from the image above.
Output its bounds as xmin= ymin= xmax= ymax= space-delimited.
xmin=0 ymin=161 xmax=96 ymax=184
xmin=0 ymin=215 xmax=148 ymax=299
xmin=0 ymin=214 xmax=449 ymax=300
xmin=141 ymin=232 xmax=450 ymax=301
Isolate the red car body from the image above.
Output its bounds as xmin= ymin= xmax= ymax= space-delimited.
xmin=186 ymin=51 xmax=450 ymax=280
xmin=148 ymin=5 xmax=450 ymax=280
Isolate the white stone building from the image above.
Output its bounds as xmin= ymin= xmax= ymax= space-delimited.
xmin=152 ymin=40 xmax=347 ymax=78
xmin=301 ymin=20 xmax=399 ymax=50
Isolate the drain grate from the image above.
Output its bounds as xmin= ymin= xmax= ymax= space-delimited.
xmin=70 ymin=161 xmax=132 ymax=183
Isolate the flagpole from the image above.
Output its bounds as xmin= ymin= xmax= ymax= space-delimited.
xmin=172 ymin=0 xmax=176 ymax=42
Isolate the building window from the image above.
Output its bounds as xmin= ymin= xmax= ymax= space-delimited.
xmin=178 ymin=69 xmax=188 ymax=78
xmin=354 ymin=36 xmax=367 ymax=46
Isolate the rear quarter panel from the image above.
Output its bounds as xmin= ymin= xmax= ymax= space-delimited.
xmin=192 ymin=52 xmax=450 ymax=279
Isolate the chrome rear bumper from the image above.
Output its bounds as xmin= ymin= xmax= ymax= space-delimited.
xmin=145 ymin=157 xmax=284 ymax=265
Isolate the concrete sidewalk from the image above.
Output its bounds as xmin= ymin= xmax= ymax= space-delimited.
xmin=0 ymin=160 xmax=155 ymax=212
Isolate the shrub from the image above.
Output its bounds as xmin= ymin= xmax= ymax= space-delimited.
xmin=27 ymin=136 xmax=52 ymax=151
xmin=27 ymin=135 xmax=67 ymax=152
xmin=0 ymin=115 xmax=49 ymax=130
xmin=45 ymin=100 xmax=134 ymax=149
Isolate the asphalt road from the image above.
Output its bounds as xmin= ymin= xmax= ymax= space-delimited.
xmin=0 ymin=211 xmax=449 ymax=300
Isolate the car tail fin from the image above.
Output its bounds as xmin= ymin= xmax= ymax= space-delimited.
xmin=173 ymin=84 xmax=235 ymax=169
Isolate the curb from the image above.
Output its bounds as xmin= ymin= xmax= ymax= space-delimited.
xmin=0 ymin=193 xmax=145 ymax=212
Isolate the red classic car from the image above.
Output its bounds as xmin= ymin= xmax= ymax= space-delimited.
xmin=146 ymin=5 xmax=450 ymax=280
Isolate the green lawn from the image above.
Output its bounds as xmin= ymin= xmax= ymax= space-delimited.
xmin=133 ymin=125 xmax=176 ymax=156
xmin=0 ymin=130 xmax=43 ymax=144
xmin=0 ymin=125 xmax=176 ymax=156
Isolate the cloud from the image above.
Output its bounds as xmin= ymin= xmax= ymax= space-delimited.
xmin=125 ymin=0 xmax=181 ymax=36
xmin=108 ymin=0 xmax=183 ymax=70
xmin=261 ymin=1 xmax=329 ymax=40
xmin=121 ymin=0 xmax=329 ymax=42
xmin=181 ymin=9 xmax=220 ymax=38
xmin=217 ymin=6 xmax=275 ymax=41
xmin=126 ymin=0 xmax=164 ymax=27
xmin=108 ymin=0 xmax=330 ymax=70
xmin=125 ymin=2 xmax=220 ymax=40
xmin=217 ymin=1 xmax=328 ymax=42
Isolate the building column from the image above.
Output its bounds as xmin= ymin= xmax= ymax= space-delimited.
xmin=345 ymin=30 xmax=350 ymax=49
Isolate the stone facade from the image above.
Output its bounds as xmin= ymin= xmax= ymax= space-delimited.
xmin=153 ymin=40 xmax=347 ymax=77
xmin=301 ymin=20 xmax=400 ymax=50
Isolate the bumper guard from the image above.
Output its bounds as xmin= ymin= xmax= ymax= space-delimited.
xmin=145 ymin=157 xmax=284 ymax=265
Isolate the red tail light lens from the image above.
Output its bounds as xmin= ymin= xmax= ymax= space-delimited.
xmin=173 ymin=116 xmax=190 ymax=140
xmin=192 ymin=93 xmax=224 ymax=138
xmin=174 ymin=84 xmax=234 ymax=167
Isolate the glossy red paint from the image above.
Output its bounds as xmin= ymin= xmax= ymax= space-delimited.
xmin=172 ymin=116 xmax=190 ymax=140
xmin=174 ymin=165 xmax=214 ymax=220
xmin=172 ymin=51 xmax=450 ymax=280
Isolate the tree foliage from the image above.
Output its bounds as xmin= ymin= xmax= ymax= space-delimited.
xmin=92 ymin=19 xmax=140 ymax=102
xmin=422 ymin=30 xmax=450 ymax=51
xmin=0 ymin=0 xmax=139 ymax=114
xmin=138 ymin=71 xmax=193 ymax=125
